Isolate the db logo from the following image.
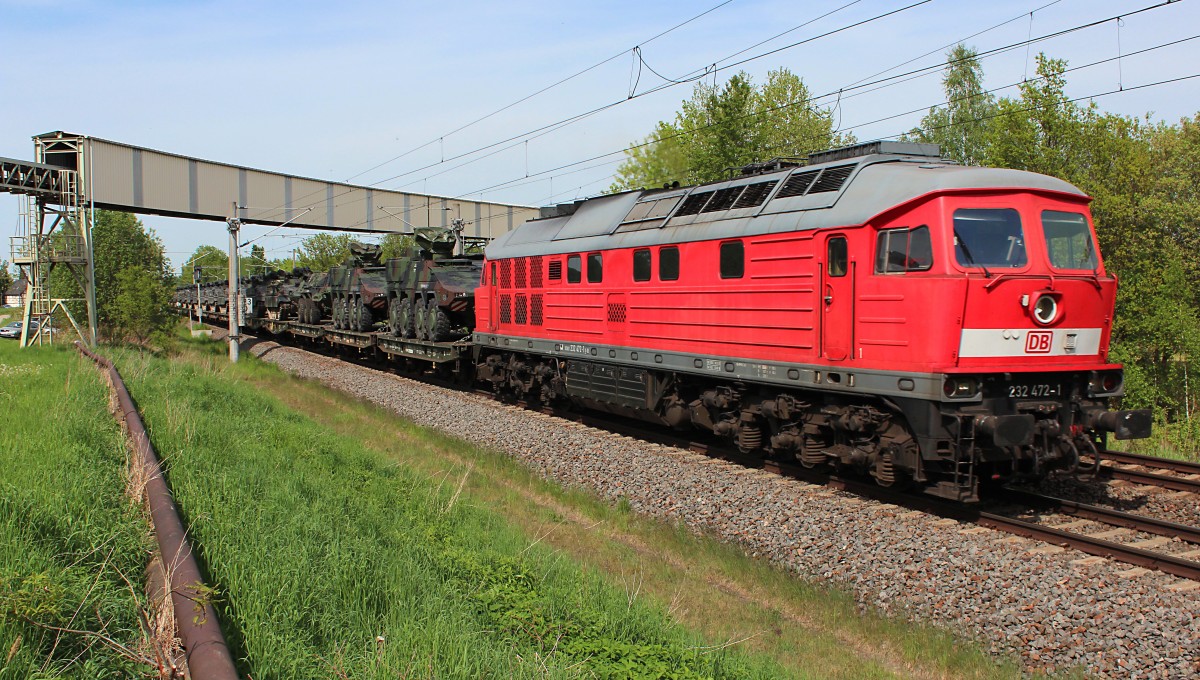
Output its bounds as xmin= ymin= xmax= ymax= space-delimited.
xmin=1025 ymin=330 xmax=1053 ymax=354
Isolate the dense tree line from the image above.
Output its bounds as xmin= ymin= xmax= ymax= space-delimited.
xmin=614 ymin=56 xmax=1200 ymax=448
xmin=47 ymin=211 xmax=176 ymax=345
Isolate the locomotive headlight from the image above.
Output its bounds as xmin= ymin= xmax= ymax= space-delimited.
xmin=1032 ymin=294 xmax=1058 ymax=326
xmin=943 ymin=376 xmax=980 ymax=399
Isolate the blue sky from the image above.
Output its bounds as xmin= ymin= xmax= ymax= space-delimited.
xmin=2 ymin=0 xmax=1198 ymax=270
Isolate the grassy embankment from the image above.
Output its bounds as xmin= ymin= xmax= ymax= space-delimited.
xmin=104 ymin=330 xmax=1034 ymax=679
xmin=0 ymin=341 xmax=156 ymax=677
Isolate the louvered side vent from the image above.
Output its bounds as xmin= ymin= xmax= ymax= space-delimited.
xmin=808 ymin=164 xmax=855 ymax=193
xmin=701 ymin=186 xmax=743 ymax=213
xmin=531 ymin=294 xmax=544 ymax=325
xmin=674 ymin=191 xmax=713 ymax=217
xmin=515 ymin=296 xmax=528 ymax=324
xmin=500 ymin=295 xmax=512 ymax=323
xmin=529 ymin=256 xmax=543 ymax=288
xmin=548 ymin=259 xmax=563 ymax=281
xmin=774 ymin=170 xmax=820 ymax=199
xmin=514 ymin=258 xmax=527 ymax=288
xmin=732 ymin=180 xmax=778 ymax=208
xmin=500 ymin=260 xmax=512 ymax=288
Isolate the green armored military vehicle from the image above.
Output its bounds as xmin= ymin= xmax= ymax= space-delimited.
xmin=330 ymin=242 xmax=389 ymax=332
xmin=295 ymin=270 xmax=332 ymax=325
xmin=385 ymin=226 xmax=484 ymax=342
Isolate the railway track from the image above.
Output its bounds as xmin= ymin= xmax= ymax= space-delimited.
xmin=1095 ymin=449 xmax=1200 ymax=494
xmin=237 ymin=329 xmax=1200 ymax=581
xmin=533 ymin=408 xmax=1200 ymax=580
xmin=984 ymin=488 xmax=1200 ymax=581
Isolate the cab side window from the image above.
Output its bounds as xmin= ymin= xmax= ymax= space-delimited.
xmin=827 ymin=237 xmax=848 ymax=277
xmin=660 ymin=246 xmax=680 ymax=281
xmin=587 ymin=252 xmax=603 ymax=283
xmin=633 ymin=249 xmax=651 ymax=282
xmin=719 ymin=241 xmax=744 ymax=279
xmin=567 ymin=255 xmax=582 ymax=283
xmin=875 ymin=226 xmax=932 ymax=273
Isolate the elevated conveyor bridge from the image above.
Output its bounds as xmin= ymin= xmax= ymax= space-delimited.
xmin=3 ymin=131 xmax=537 ymax=348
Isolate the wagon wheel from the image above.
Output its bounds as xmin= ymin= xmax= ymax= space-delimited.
xmin=426 ymin=300 xmax=451 ymax=342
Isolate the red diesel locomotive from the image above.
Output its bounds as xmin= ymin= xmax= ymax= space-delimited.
xmin=475 ymin=141 xmax=1151 ymax=501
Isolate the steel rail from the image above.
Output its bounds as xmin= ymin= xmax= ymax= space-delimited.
xmin=75 ymin=343 xmax=240 ymax=680
xmin=1100 ymin=449 xmax=1200 ymax=475
xmin=998 ymin=488 xmax=1200 ymax=544
xmin=972 ymin=512 xmax=1200 ymax=581
xmin=1099 ymin=465 xmax=1200 ymax=494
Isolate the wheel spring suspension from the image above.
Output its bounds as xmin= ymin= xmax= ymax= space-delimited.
xmin=799 ymin=431 xmax=825 ymax=468
xmin=875 ymin=450 xmax=896 ymax=486
xmin=738 ymin=422 xmax=762 ymax=452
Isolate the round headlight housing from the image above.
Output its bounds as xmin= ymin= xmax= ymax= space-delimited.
xmin=1032 ymin=294 xmax=1058 ymax=325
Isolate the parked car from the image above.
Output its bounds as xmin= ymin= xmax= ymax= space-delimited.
xmin=0 ymin=320 xmax=37 ymax=339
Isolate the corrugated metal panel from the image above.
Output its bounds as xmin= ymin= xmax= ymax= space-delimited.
xmin=245 ymin=169 xmax=286 ymax=222
xmin=89 ymin=140 xmax=135 ymax=208
xmin=141 ymin=151 xmax=191 ymax=212
xmin=39 ymin=132 xmax=535 ymax=235
xmin=195 ymin=162 xmax=240 ymax=218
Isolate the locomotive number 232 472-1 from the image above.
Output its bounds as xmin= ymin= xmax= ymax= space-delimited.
xmin=1008 ymin=383 xmax=1061 ymax=398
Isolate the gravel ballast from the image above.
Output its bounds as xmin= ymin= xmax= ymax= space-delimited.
xmin=243 ymin=338 xmax=1199 ymax=678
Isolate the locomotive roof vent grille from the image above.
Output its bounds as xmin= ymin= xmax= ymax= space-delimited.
xmin=808 ymin=164 xmax=855 ymax=194
xmin=674 ymin=191 xmax=714 ymax=216
xmin=701 ymin=186 xmax=743 ymax=213
xmin=732 ymin=180 xmax=778 ymax=208
xmin=774 ymin=169 xmax=821 ymax=199
xmin=807 ymin=140 xmax=941 ymax=165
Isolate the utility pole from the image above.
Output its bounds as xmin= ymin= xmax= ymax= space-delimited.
xmin=226 ymin=201 xmax=241 ymax=363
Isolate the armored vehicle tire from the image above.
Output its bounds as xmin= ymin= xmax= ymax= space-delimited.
xmin=352 ymin=297 xmax=372 ymax=332
xmin=391 ymin=297 xmax=415 ymax=338
xmin=414 ymin=298 xmax=429 ymax=341
xmin=426 ymin=300 xmax=451 ymax=342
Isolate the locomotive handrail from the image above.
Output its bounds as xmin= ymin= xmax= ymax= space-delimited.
xmin=983 ymin=271 xmax=1105 ymax=291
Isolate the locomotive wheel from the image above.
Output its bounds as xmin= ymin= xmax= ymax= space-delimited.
xmin=426 ymin=301 xmax=451 ymax=342
xmin=414 ymin=298 xmax=430 ymax=341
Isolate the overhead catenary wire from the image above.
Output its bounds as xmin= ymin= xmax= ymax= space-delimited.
xmin=326 ymin=0 xmax=1177 ymax=222
xmin=241 ymin=0 xmax=1186 ymax=240
xmin=244 ymin=0 xmax=935 ymax=225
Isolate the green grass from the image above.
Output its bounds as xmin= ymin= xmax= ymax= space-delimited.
xmin=110 ymin=340 xmax=791 ymax=679
xmin=0 ymin=341 xmax=155 ymax=678
xmin=1 ymin=328 xmax=1055 ymax=678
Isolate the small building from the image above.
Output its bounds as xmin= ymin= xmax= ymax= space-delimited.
xmin=4 ymin=278 xmax=27 ymax=308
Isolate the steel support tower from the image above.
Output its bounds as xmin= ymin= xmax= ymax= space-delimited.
xmin=3 ymin=137 xmax=97 ymax=346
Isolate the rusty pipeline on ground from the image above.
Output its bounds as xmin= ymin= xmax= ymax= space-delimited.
xmin=75 ymin=342 xmax=239 ymax=680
